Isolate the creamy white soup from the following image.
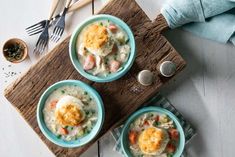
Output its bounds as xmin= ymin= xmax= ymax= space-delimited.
xmin=128 ymin=112 xmax=180 ymax=157
xmin=43 ymin=85 xmax=97 ymax=141
xmin=76 ymin=20 xmax=131 ymax=77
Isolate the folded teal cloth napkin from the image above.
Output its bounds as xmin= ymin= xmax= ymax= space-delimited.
xmin=161 ymin=0 xmax=235 ymax=45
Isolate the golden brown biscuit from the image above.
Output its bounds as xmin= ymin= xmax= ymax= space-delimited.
xmin=55 ymin=104 xmax=84 ymax=126
xmin=83 ymin=24 xmax=108 ymax=50
xmin=138 ymin=127 xmax=165 ymax=154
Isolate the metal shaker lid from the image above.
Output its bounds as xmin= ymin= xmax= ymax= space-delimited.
xmin=137 ymin=70 xmax=153 ymax=86
xmin=159 ymin=61 xmax=176 ymax=77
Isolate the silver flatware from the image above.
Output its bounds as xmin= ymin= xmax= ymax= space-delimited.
xmin=26 ymin=0 xmax=93 ymax=36
xmin=34 ymin=0 xmax=60 ymax=54
xmin=51 ymin=0 xmax=73 ymax=42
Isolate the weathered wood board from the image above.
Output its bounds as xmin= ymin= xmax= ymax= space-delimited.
xmin=4 ymin=0 xmax=186 ymax=156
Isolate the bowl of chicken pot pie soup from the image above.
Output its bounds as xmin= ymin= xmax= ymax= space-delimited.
xmin=121 ymin=107 xmax=185 ymax=157
xmin=37 ymin=80 xmax=105 ymax=148
xmin=69 ymin=14 xmax=136 ymax=82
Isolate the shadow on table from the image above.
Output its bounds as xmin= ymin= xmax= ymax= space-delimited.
xmin=159 ymin=29 xmax=214 ymax=157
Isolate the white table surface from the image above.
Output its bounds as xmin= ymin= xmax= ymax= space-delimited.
xmin=1 ymin=0 xmax=235 ymax=157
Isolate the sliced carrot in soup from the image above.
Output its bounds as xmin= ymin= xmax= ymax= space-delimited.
xmin=109 ymin=24 xmax=118 ymax=33
xmin=50 ymin=100 xmax=58 ymax=109
xmin=128 ymin=131 xmax=138 ymax=145
xmin=59 ymin=127 xmax=68 ymax=135
xmin=166 ymin=143 xmax=176 ymax=153
xmin=168 ymin=128 xmax=179 ymax=140
xmin=83 ymin=54 xmax=96 ymax=70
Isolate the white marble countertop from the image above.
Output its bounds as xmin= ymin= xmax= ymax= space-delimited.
xmin=1 ymin=0 xmax=235 ymax=157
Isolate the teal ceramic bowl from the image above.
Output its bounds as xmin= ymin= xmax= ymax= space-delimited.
xmin=69 ymin=14 xmax=136 ymax=82
xmin=121 ymin=107 xmax=185 ymax=157
xmin=37 ymin=80 xmax=105 ymax=148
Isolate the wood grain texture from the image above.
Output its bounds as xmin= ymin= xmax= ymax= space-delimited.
xmin=4 ymin=0 xmax=186 ymax=156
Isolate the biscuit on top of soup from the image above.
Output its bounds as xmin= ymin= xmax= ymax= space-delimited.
xmin=43 ymin=85 xmax=98 ymax=141
xmin=77 ymin=20 xmax=131 ymax=77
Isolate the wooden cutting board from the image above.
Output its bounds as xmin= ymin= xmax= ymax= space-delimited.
xmin=4 ymin=0 xmax=186 ymax=156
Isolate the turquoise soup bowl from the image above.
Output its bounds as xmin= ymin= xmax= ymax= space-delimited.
xmin=69 ymin=14 xmax=136 ymax=82
xmin=37 ymin=80 xmax=105 ymax=148
xmin=121 ymin=107 xmax=185 ymax=157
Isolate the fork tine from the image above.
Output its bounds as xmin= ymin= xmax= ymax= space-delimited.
xmin=37 ymin=39 xmax=43 ymax=52
xmin=37 ymin=40 xmax=42 ymax=52
xmin=53 ymin=28 xmax=61 ymax=42
xmin=35 ymin=40 xmax=43 ymax=55
xmin=33 ymin=39 xmax=41 ymax=54
xmin=39 ymin=40 xmax=46 ymax=53
xmin=27 ymin=27 xmax=44 ymax=35
xmin=28 ymin=29 xmax=43 ymax=35
xmin=51 ymin=31 xmax=56 ymax=42
xmin=56 ymin=29 xmax=64 ymax=42
xmin=33 ymin=20 xmax=50 ymax=55
xmin=33 ymin=47 xmax=38 ymax=54
xmin=51 ymin=27 xmax=59 ymax=42
xmin=28 ymin=29 xmax=44 ymax=36
xmin=42 ymin=38 xmax=49 ymax=52
xmin=26 ymin=25 xmax=43 ymax=33
xmin=52 ymin=26 xmax=58 ymax=34
xmin=51 ymin=15 xmax=65 ymax=43
xmin=26 ymin=20 xmax=44 ymax=30
xmin=43 ymin=40 xmax=48 ymax=52
xmin=41 ymin=40 xmax=47 ymax=52
xmin=35 ymin=38 xmax=41 ymax=50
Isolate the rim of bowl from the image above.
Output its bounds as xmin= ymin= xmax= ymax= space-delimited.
xmin=37 ymin=80 xmax=105 ymax=148
xmin=69 ymin=14 xmax=136 ymax=82
xmin=120 ymin=106 xmax=185 ymax=157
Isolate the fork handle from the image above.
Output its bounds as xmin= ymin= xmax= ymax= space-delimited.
xmin=48 ymin=0 xmax=60 ymax=20
xmin=67 ymin=0 xmax=93 ymax=13
xmin=65 ymin=0 xmax=73 ymax=8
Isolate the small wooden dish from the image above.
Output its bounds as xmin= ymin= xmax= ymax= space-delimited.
xmin=2 ymin=38 xmax=28 ymax=63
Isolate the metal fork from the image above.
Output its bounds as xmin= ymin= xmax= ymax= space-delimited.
xmin=51 ymin=0 xmax=73 ymax=42
xmin=26 ymin=20 xmax=47 ymax=36
xmin=26 ymin=15 xmax=61 ymax=36
xmin=26 ymin=0 xmax=93 ymax=36
xmin=33 ymin=0 xmax=60 ymax=54
xmin=34 ymin=22 xmax=50 ymax=54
